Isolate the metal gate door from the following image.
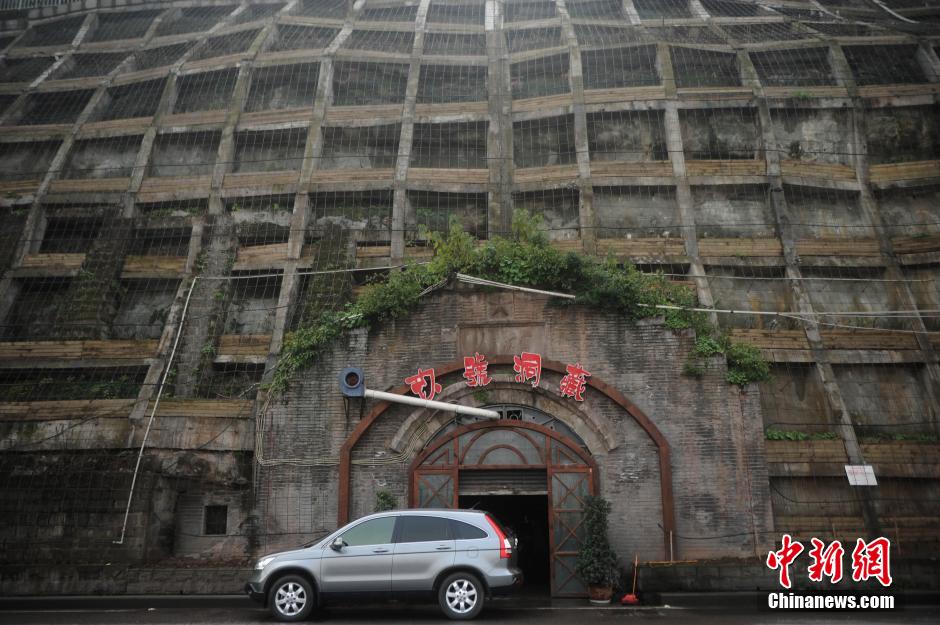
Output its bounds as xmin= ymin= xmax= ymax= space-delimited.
xmin=410 ymin=419 xmax=597 ymax=596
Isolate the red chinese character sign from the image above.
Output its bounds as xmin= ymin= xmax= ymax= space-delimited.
xmin=463 ymin=352 xmax=492 ymax=388
xmin=559 ymin=363 xmax=590 ymax=401
xmin=409 ymin=352 xmax=594 ymax=403
xmin=404 ymin=367 xmax=442 ymax=401
xmin=851 ymin=537 xmax=892 ymax=587
xmin=766 ymin=534 xmax=804 ymax=589
xmin=766 ymin=534 xmax=893 ymax=588
xmin=807 ymin=538 xmax=844 ymax=584
xmin=513 ymin=352 xmax=542 ymax=387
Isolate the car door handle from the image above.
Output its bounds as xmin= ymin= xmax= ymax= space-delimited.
xmin=373 ymin=548 xmax=389 ymax=553
xmin=435 ymin=545 xmax=452 ymax=550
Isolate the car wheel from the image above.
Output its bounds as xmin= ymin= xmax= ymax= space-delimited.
xmin=269 ymin=574 xmax=315 ymax=622
xmin=438 ymin=572 xmax=484 ymax=620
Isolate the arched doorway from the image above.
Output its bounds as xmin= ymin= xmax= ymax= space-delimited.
xmin=408 ymin=409 xmax=598 ymax=597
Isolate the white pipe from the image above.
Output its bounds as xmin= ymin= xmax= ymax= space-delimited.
xmin=114 ymin=276 xmax=198 ymax=544
xmin=364 ymin=389 xmax=500 ymax=419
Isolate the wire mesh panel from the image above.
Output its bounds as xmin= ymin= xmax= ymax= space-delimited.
xmin=407 ymin=190 xmax=488 ymax=240
xmin=88 ymin=10 xmax=161 ymax=42
xmin=234 ymin=2 xmax=285 ymax=25
xmin=723 ymin=22 xmax=810 ymax=44
xmin=679 ymin=107 xmax=761 ymax=160
xmin=271 ymin=24 xmax=340 ymax=52
xmin=232 ymin=128 xmax=308 ymax=173
xmin=700 ymin=0 xmax=762 ymax=17
xmin=505 ymin=1 xmax=558 ymax=23
xmin=750 ymin=48 xmax=836 ymax=87
xmin=633 ymin=0 xmax=693 ymax=20
xmin=410 ymin=122 xmax=488 ymax=168
xmin=594 ymin=186 xmax=679 ymax=238
xmin=331 ymin=61 xmax=409 ymax=105
xmin=93 ymin=79 xmax=167 ymax=121
xmin=61 ymin=136 xmax=143 ymax=179
xmin=191 ymin=28 xmax=261 ymax=61
xmin=423 ymin=32 xmax=487 ymax=56
xmin=320 ymin=123 xmax=401 ymax=168
xmin=416 ymin=64 xmax=487 ymax=103
xmin=566 ymin=0 xmax=625 ymax=19
xmin=574 ymin=24 xmax=648 ymax=46
xmin=133 ymin=42 xmax=193 ymax=71
xmin=7 ymin=89 xmax=94 ymax=126
xmin=0 ymin=56 xmax=55 ymax=83
xmin=865 ymin=105 xmax=940 ymax=164
xmin=358 ymin=1 xmax=420 ymax=24
xmin=173 ymin=69 xmax=240 ymax=113
xmin=50 ymin=52 xmax=127 ymax=80
xmin=156 ymin=5 xmax=237 ymax=37
xmin=513 ymin=115 xmax=577 ymax=167
xmin=149 ymin=131 xmax=221 ymax=177
xmin=15 ymin=14 xmax=84 ymax=48
xmin=581 ymin=46 xmax=659 ymax=89
xmin=513 ymin=188 xmax=580 ymax=239
xmin=427 ymin=1 xmax=485 ymax=26
xmin=510 ymin=53 xmax=570 ymax=99
xmin=245 ymin=63 xmax=320 ymax=112
xmin=506 ymin=26 xmax=564 ymax=53
xmin=671 ymin=47 xmax=741 ymax=88
xmin=587 ymin=110 xmax=667 ymax=161
xmin=843 ymin=45 xmax=929 ymax=85
xmin=343 ymin=29 xmax=416 ymax=54
xmin=0 ymin=139 xmax=61 ymax=182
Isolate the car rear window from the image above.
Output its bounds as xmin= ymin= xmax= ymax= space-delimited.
xmin=396 ymin=515 xmax=451 ymax=543
xmin=451 ymin=519 xmax=487 ymax=540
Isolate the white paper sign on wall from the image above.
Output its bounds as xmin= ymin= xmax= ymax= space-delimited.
xmin=844 ymin=465 xmax=877 ymax=486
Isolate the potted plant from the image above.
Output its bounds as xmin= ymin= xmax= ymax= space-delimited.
xmin=575 ymin=495 xmax=619 ymax=604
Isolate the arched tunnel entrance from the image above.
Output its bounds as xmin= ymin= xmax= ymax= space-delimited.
xmin=408 ymin=406 xmax=598 ymax=597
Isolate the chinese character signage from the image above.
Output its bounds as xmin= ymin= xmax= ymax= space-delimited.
xmin=766 ymin=534 xmax=892 ymax=588
xmin=513 ymin=352 xmax=542 ymax=387
xmin=462 ymin=352 xmax=492 ymax=388
xmin=404 ymin=367 xmax=442 ymax=401
xmin=404 ymin=352 xmax=592 ymax=402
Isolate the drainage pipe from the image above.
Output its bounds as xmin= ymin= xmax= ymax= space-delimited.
xmin=363 ymin=389 xmax=500 ymax=419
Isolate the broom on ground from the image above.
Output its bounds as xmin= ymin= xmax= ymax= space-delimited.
xmin=621 ymin=554 xmax=640 ymax=605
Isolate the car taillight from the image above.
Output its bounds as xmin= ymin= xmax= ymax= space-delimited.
xmin=485 ymin=515 xmax=512 ymax=559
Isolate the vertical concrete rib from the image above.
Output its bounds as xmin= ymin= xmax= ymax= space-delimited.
xmin=557 ymin=0 xmax=596 ymax=254
xmin=621 ymin=0 xmax=641 ymax=25
xmin=660 ymin=44 xmax=718 ymax=325
xmin=486 ymin=0 xmax=513 ymax=237
xmin=390 ymin=0 xmax=432 ymax=265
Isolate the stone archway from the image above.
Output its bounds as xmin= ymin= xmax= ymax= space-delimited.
xmin=409 ymin=418 xmax=597 ymax=596
xmin=336 ymin=355 xmax=677 ymax=557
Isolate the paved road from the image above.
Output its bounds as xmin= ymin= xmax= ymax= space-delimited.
xmin=0 ymin=596 xmax=937 ymax=625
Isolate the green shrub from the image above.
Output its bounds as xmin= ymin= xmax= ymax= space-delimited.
xmin=374 ymin=491 xmax=396 ymax=512
xmin=574 ymin=495 xmax=618 ymax=587
xmin=270 ymin=211 xmax=768 ymax=393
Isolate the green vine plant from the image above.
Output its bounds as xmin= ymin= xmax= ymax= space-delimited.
xmin=765 ymin=428 xmax=840 ymax=441
xmin=271 ymin=211 xmax=770 ymax=394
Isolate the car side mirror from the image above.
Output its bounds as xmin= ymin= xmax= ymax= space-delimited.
xmin=330 ymin=537 xmax=346 ymax=552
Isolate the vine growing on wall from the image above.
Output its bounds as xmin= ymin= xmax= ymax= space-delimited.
xmin=271 ymin=211 xmax=770 ymax=394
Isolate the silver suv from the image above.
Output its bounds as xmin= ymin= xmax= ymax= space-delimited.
xmin=245 ymin=509 xmax=522 ymax=621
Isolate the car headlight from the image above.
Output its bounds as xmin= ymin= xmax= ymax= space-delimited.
xmin=255 ymin=556 xmax=275 ymax=570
